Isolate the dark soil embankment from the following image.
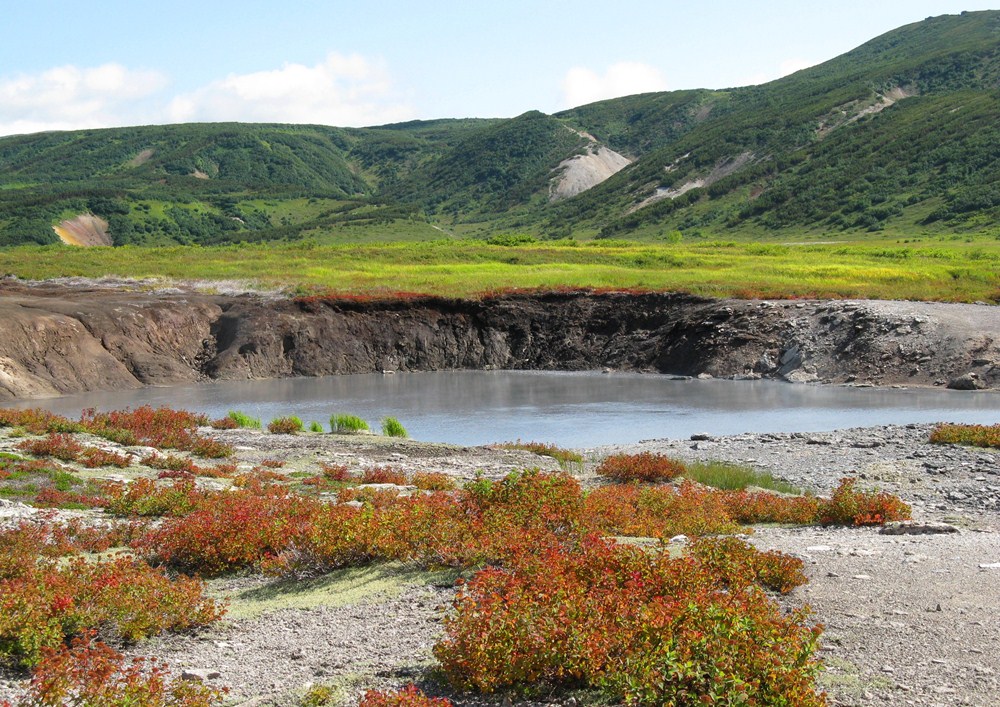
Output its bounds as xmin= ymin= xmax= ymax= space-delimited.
xmin=0 ymin=278 xmax=997 ymax=400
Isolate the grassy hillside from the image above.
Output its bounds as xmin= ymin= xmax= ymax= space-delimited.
xmin=0 ymin=11 xmax=999 ymax=247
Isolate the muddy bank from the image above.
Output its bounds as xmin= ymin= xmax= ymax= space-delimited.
xmin=0 ymin=278 xmax=997 ymax=400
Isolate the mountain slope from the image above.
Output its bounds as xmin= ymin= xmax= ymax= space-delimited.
xmin=0 ymin=11 xmax=999 ymax=246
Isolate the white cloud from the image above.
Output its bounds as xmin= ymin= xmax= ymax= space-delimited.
xmin=0 ymin=63 xmax=168 ymax=136
xmin=167 ymin=53 xmax=415 ymax=127
xmin=561 ymin=62 xmax=669 ymax=109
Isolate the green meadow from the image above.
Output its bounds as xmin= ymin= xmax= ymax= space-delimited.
xmin=1 ymin=237 xmax=997 ymax=303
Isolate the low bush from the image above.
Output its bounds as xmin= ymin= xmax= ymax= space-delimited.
xmin=497 ymin=440 xmax=583 ymax=466
xmin=11 ymin=631 xmax=225 ymax=706
xmin=361 ymin=466 xmax=408 ymax=485
xmin=819 ymin=477 xmax=912 ymax=526
xmin=105 ymin=478 xmax=209 ymax=518
xmin=0 ymin=555 xmax=223 ymax=668
xmin=359 ymin=685 xmax=453 ymax=707
xmin=17 ymin=434 xmax=84 ymax=463
xmin=433 ymin=536 xmax=824 ymax=704
xmin=267 ymin=416 xmax=304 ymax=434
xmin=79 ymin=447 xmax=132 ymax=468
xmin=584 ymin=482 xmax=742 ymax=538
xmin=209 ymin=415 xmax=239 ymax=430
xmin=596 ymin=451 xmax=686 ymax=483
xmin=308 ymin=421 xmax=324 ymax=433
xmin=930 ymin=422 xmax=1000 ymax=448
xmin=411 ymin=471 xmax=456 ymax=491
xmin=226 ymin=410 xmax=262 ymax=429
xmin=381 ymin=417 xmax=408 ymax=438
xmin=330 ymin=414 xmax=370 ymax=434
xmin=0 ymin=409 xmax=82 ymax=435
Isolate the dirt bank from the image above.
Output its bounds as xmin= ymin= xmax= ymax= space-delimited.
xmin=0 ymin=278 xmax=997 ymax=400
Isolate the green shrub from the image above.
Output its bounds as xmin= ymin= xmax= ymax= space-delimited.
xmin=267 ymin=416 xmax=304 ymax=434
xmin=308 ymin=421 xmax=324 ymax=433
xmin=381 ymin=417 xmax=408 ymax=438
xmin=685 ymin=460 xmax=802 ymax=493
xmin=227 ymin=410 xmax=262 ymax=429
xmin=330 ymin=414 xmax=370 ymax=434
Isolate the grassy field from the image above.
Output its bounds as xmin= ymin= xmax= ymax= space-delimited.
xmin=1 ymin=237 xmax=998 ymax=302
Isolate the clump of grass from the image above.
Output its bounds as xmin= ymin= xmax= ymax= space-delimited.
xmin=381 ymin=417 xmax=408 ymax=438
xmin=330 ymin=414 xmax=370 ymax=434
xmin=685 ymin=461 xmax=802 ymax=494
xmin=930 ymin=423 xmax=1000 ymax=448
xmin=497 ymin=440 xmax=583 ymax=467
xmin=227 ymin=410 xmax=262 ymax=429
xmin=268 ymin=416 xmax=304 ymax=434
xmin=596 ymin=452 xmax=686 ymax=483
xmin=308 ymin=421 xmax=324 ymax=433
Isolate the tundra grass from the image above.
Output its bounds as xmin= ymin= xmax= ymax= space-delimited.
xmin=0 ymin=238 xmax=998 ymax=302
xmin=684 ymin=461 xmax=804 ymax=494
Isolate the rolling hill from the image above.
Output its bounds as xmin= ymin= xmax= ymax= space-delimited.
xmin=0 ymin=10 xmax=998 ymax=247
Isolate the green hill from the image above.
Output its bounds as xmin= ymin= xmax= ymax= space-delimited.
xmin=1 ymin=10 xmax=999 ymax=246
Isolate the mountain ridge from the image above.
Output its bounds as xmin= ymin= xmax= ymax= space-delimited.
xmin=1 ymin=10 xmax=998 ymax=246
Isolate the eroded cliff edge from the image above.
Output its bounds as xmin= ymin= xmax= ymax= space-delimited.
xmin=0 ymin=278 xmax=996 ymax=400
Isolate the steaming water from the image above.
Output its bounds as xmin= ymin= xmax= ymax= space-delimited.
xmin=12 ymin=371 xmax=1000 ymax=447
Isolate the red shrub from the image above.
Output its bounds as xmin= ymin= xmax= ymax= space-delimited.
xmin=596 ymin=452 xmax=687 ymax=483
xmin=210 ymin=416 xmax=239 ymax=430
xmin=79 ymin=447 xmax=132 ymax=468
xmin=721 ymin=490 xmax=822 ymax=525
xmin=361 ymin=466 xmax=409 ymax=485
xmin=19 ymin=631 xmax=224 ymax=706
xmin=433 ymin=536 xmax=824 ymax=704
xmin=0 ymin=556 xmax=223 ymax=668
xmin=320 ymin=463 xmax=354 ymax=481
xmin=0 ymin=408 xmax=81 ymax=435
xmin=17 ymin=433 xmax=84 ymax=462
xmin=584 ymin=482 xmax=741 ymax=538
xmin=359 ymin=685 xmax=452 ymax=707
xmin=820 ymin=477 xmax=911 ymax=526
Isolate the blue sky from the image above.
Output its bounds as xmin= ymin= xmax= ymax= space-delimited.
xmin=0 ymin=1 xmax=996 ymax=135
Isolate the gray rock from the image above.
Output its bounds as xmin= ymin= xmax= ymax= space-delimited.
xmin=947 ymin=372 xmax=987 ymax=390
xmin=880 ymin=521 xmax=960 ymax=535
xmin=181 ymin=669 xmax=221 ymax=681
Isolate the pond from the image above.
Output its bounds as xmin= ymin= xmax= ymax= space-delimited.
xmin=10 ymin=371 xmax=1000 ymax=447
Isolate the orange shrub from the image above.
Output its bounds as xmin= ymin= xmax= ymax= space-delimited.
xmin=433 ymin=535 xmax=824 ymax=704
xmin=820 ymin=477 xmax=911 ymax=526
xmin=359 ymin=685 xmax=452 ymax=707
xmin=361 ymin=466 xmax=408 ymax=485
xmin=411 ymin=471 xmax=456 ymax=491
xmin=596 ymin=452 xmax=687 ymax=483
xmin=16 ymin=632 xmax=224 ymax=706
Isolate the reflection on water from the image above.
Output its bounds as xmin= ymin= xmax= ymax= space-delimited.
xmin=10 ymin=371 xmax=1000 ymax=447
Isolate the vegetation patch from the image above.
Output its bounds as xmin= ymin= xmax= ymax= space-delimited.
xmin=331 ymin=414 xmax=371 ymax=434
xmin=930 ymin=422 xmax=1000 ymax=448
xmin=684 ymin=460 xmax=803 ymax=493
xmin=596 ymin=451 xmax=687 ymax=483
xmin=496 ymin=440 xmax=583 ymax=467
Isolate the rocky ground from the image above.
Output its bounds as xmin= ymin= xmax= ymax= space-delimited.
xmin=1 ymin=422 xmax=998 ymax=706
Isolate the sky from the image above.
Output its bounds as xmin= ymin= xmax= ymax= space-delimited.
xmin=0 ymin=1 xmax=997 ymax=136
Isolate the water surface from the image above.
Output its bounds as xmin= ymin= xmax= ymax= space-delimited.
xmin=11 ymin=371 xmax=1000 ymax=447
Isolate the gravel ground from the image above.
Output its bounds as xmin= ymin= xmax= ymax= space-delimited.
xmin=1 ymin=424 xmax=998 ymax=706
